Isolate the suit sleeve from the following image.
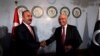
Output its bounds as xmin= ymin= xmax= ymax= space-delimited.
xmin=46 ymin=29 xmax=57 ymax=45
xmin=72 ymin=26 xmax=82 ymax=49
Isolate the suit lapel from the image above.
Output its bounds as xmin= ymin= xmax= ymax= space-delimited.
xmin=31 ymin=26 xmax=36 ymax=38
xmin=21 ymin=23 xmax=35 ymax=39
xmin=65 ymin=25 xmax=71 ymax=43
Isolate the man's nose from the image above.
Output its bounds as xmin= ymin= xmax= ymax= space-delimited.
xmin=29 ymin=17 xmax=32 ymax=19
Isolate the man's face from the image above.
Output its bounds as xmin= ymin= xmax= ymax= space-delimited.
xmin=59 ymin=15 xmax=67 ymax=27
xmin=23 ymin=11 xmax=32 ymax=25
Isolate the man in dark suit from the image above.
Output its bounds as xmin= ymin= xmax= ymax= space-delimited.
xmin=41 ymin=14 xmax=82 ymax=56
xmin=15 ymin=10 xmax=40 ymax=56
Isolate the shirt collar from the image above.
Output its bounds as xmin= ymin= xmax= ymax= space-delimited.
xmin=23 ymin=22 xmax=31 ymax=28
xmin=64 ymin=24 xmax=67 ymax=29
xmin=62 ymin=24 xmax=67 ymax=29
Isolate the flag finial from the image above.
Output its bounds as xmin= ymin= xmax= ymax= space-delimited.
xmin=15 ymin=0 xmax=18 ymax=5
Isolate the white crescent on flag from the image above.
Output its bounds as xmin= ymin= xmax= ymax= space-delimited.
xmin=13 ymin=22 xmax=19 ymax=27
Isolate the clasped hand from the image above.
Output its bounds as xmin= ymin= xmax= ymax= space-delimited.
xmin=40 ymin=40 xmax=46 ymax=48
xmin=64 ymin=45 xmax=72 ymax=53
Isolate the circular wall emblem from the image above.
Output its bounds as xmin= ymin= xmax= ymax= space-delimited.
xmin=32 ymin=6 xmax=44 ymax=18
xmin=47 ymin=6 xmax=57 ymax=18
xmin=72 ymin=7 xmax=81 ymax=18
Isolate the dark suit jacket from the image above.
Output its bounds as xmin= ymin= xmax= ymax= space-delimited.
xmin=46 ymin=25 xmax=82 ymax=55
xmin=15 ymin=23 xmax=40 ymax=56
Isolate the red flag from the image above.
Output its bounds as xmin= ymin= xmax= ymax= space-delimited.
xmin=12 ymin=7 xmax=20 ymax=38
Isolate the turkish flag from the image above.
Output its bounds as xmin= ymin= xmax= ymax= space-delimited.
xmin=12 ymin=7 xmax=20 ymax=38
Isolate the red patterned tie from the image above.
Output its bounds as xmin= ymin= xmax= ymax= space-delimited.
xmin=61 ymin=27 xmax=65 ymax=44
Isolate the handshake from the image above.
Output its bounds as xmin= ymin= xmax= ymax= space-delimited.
xmin=40 ymin=40 xmax=47 ymax=48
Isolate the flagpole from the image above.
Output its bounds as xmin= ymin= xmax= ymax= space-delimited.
xmin=99 ymin=4 xmax=100 ymax=20
xmin=11 ymin=1 xmax=19 ymax=55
